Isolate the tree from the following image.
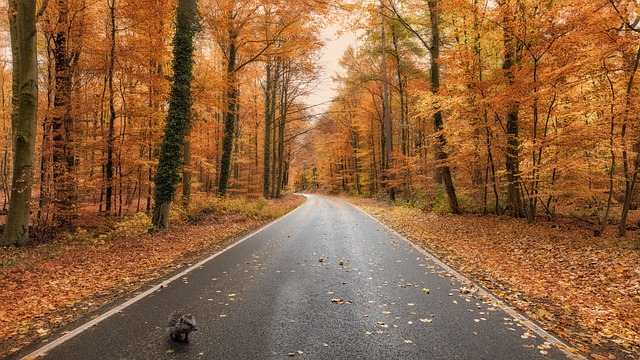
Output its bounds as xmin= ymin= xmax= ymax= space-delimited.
xmin=426 ymin=0 xmax=459 ymax=213
xmin=151 ymin=0 xmax=198 ymax=229
xmin=385 ymin=0 xmax=460 ymax=212
xmin=263 ymin=61 xmax=276 ymax=198
xmin=208 ymin=0 xmax=326 ymax=197
xmin=49 ymin=0 xmax=85 ymax=228
xmin=104 ymin=0 xmax=117 ymax=213
xmin=2 ymin=0 xmax=39 ymax=246
xmin=607 ymin=0 xmax=640 ymax=236
xmin=381 ymin=4 xmax=395 ymax=200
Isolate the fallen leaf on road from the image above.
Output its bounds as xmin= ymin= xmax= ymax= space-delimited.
xmin=331 ymin=298 xmax=345 ymax=304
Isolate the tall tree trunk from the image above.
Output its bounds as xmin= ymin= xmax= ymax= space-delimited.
xmin=39 ymin=34 xmax=55 ymax=224
xmin=263 ymin=62 xmax=274 ymax=198
xmin=598 ymin=68 xmax=617 ymax=236
xmin=352 ymin=125 xmax=362 ymax=195
xmin=618 ymin=45 xmax=640 ymax=236
xmin=274 ymin=60 xmax=291 ymax=198
xmin=182 ymin=134 xmax=191 ymax=207
xmin=390 ymin=23 xmax=409 ymax=197
xmin=151 ymin=0 xmax=198 ymax=229
xmin=51 ymin=0 xmax=79 ymax=229
xmin=381 ymin=7 xmax=395 ymax=201
xmin=275 ymin=78 xmax=287 ymax=198
xmin=2 ymin=0 xmax=38 ymax=246
xmin=270 ymin=82 xmax=278 ymax=198
xmin=105 ymin=0 xmax=117 ymax=213
xmin=428 ymin=0 xmax=460 ymax=214
xmin=218 ymin=33 xmax=238 ymax=197
xmin=501 ymin=1 xmax=524 ymax=218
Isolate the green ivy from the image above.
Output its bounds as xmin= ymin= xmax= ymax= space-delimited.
xmin=153 ymin=0 xmax=198 ymax=213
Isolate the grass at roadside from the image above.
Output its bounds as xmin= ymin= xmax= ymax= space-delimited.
xmin=0 ymin=195 xmax=305 ymax=358
xmin=347 ymin=197 xmax=640 ymax=360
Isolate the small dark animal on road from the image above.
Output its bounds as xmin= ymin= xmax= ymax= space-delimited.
xmin=167 ymin=310 xmax=198 ymax=342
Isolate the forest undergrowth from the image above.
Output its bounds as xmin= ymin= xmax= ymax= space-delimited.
xmin=0 ymin=195 xmax=304 ymax=358
xmin=348 ymin=197 xmax=640 ymax=360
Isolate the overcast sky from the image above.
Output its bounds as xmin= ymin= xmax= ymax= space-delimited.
xmin=303 ymin=25 xmax=358 ymax=115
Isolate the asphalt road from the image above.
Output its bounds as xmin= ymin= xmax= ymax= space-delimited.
xmin=17 ymin=195 xmax=579 ymax=359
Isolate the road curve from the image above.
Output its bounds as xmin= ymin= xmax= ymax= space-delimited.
xmin=16 ymin=194 xmax=578 ymax=359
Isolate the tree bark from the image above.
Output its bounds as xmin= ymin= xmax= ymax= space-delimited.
xmin=275 ymin=61 xmax=290 ymax=199
xmin=182 ymin=134 xmax=191 ymax=207
xmin=217 ymin=32 xmax=238 ymax=197
xmin=618 ymin=45 xmax=640 ymax=236
xmin=152 ymin=0 xmax=197 ymax=229
xmin=428 ymin=0 xmax=460 ymax=214
xmin=2 ymin=0 xmax=38 ymax=246
xmin=105 ymin=0 xmax=117 ymax=213
xmin=262 ymin=63 xmax=273 ymax=199
xmin=381 ymin=7 xmax=395 ymax=201
xmin=51 ymin=0 xmax=82 ymax=229
xmin=501 ymin=1 xmax=524 ymax=218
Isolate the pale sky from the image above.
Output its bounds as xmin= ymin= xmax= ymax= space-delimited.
xmin=303 ymin=25 xmax=358 ymax=115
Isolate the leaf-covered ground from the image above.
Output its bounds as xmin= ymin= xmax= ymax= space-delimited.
xmin=0 ymin=195 xmax=304 ymax=358
xmin=349 ymin=197 xmax=640 ymax=360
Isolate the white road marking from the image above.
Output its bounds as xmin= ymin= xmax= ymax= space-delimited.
xmin=350 ymin=198 xmax=587 ymax=360
xmin=20 ymin=198 xmax=307 ymax=360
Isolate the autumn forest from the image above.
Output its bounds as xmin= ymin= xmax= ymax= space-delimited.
xmin=1 ymin=0 xmax=640 ymax=358
xmin=0 ymin=0 xmax=639 ymax=242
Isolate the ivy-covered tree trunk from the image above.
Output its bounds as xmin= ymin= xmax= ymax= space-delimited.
xmin=2 ymin=0 xmax=38 ymax=246
xmin=263 ymin=62 xmax=275 ymax=199
xmin=151 ymin=0 xmax=198 ymax=229
xmin=217 ymin=35 xmax=238 ymax=197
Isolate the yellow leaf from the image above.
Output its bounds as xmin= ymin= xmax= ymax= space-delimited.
xmin=536 ymin=308 xmax=553 ymax=319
